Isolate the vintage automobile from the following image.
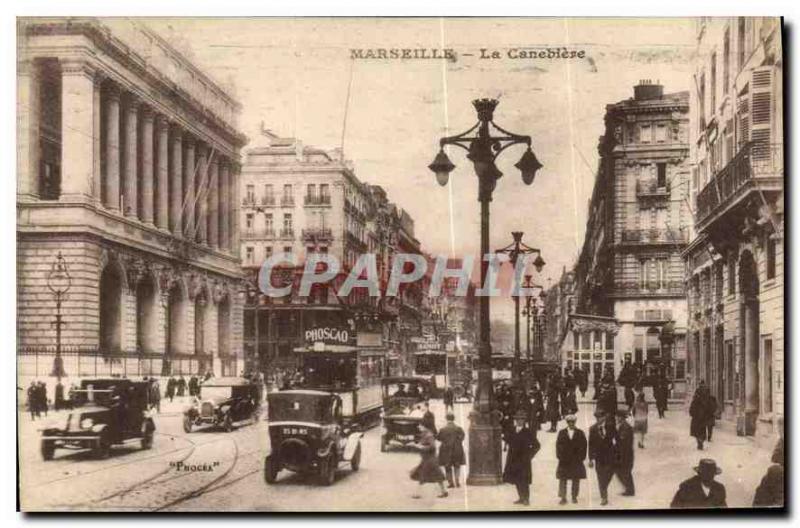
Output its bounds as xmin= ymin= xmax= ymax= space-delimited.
xmin=379 ymin=376 xmax=432 ymax=452
xmin=263 ymin=390 xmax=362 ymax=486
xmin=39 ymin=378 xmax=156 ymax=460
xmin=183 ymin=377 xmax=260 ymax=433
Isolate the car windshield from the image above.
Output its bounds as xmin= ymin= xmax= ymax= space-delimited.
xmin=200 ymin=386 xmax=232 ymax=400
xmin=268 ymin=394 xmax=333 ymax=423
xmin=383 ymin=381 xmax=429 ymax=399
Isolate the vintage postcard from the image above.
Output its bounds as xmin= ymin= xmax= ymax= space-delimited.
xmin=16 ymin=17 xmax=784 ymax=512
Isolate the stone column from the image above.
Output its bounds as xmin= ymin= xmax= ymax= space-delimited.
xmin=169 ymin=124 xmax=183 ymax=235
xmin=207 ymin=156 xmax=220 ymax=249
xmin=196 ymin=143 xmax=208 ymax=244
xmin=155 ymin=115 xmax=170 ymax=230
xmin=122 ymin=95 xmax=139 ymax=217
xmin=91 ymin=72 xmax=104 ymax=203
xmin=104 ymin=83 xmax=121 ymax=211
xmin=744 ymin=297 xmax=760 ymax=434
xmin=140 ymin=106 xmax=155 ymax=225
xmin=231 ymin=162 xmax=241 ymax=257
xmin=60 ymin=58 xmax=96 ymax=201
xmin=219 ymin=159 xmax=230 ymax=252
xmin=17 ymin=59 xmax=41 ymax=199
xmin=183 ymin=136 xmax=196 ymax=238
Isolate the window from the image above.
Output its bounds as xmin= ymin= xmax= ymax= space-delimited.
xmin=580 ymin=332 xmax=590 ymax=350
xmin=641 ymin=258 xmax=668 ymax=290
xmin=723 ymin=28 xmax=730 ymax=95
xmin=674 ymin=359 xmax=687 ymax=380
xmin=245 ymin=246 xmax=254 ymax=264
xmin=728 ymin=255 xmax=736 ymax=295
xmin=657 ymin=163 xmax=667 ymax=187
xmin=264 ymin=184 xmax=274 ymax=203
xmin=320 ymin=184 xmax=330 ymax=200
xmin=762 ymin=336 xmax=773 ymax=413
xmin=265 ymin=246 xmax=272 ymax=258
xmin=265 ymin=213 xmax=273 ymax=232
xmin=714 ymin=262 xmax=724 ymax=301
xmin=246 ymin=184 xmax=255 ymax=203
xmin=766 ymin=237 xmax=777 ymax=279
xmin=245 ymin=213 xmax=254 ymax=230
xmin=573 ymin=332 xmax=580 ymax=350
xmin=605 ymin=332 xmax=614 ymax=350
xmin=655 ymin=124 xmax=667 ymax=143
xmin=646 ymin=328 xmax=661 ymax=362
xmin=307 ymin=184 xmax=316 ymax=198
xmin=283 ymin=245 xmax=292 ymax=254
xmin=710 ymin=52 xmax=717 ymax=112
xmin=640 ymin=123 xmax=652 ymax=143
xmin=698 ymin=72 xmax=706 ymax=130
xmin=283 ymin=213 xmax=292 ymax=230
xmin=633 ymin=333 xmax=644 ymax=364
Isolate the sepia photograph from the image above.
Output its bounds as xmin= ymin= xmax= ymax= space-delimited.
xmin=14 ymin=15 xmax=785 ymax=512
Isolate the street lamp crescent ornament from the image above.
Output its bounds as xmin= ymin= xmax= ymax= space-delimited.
xmin=516 ymin=148 xmax=543 ymax=185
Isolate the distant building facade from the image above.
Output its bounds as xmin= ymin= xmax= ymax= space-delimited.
xmin=683 ymin=17 xmax=783 ymax=441
xmin=560 ymin=81 xmax=692 ymax=395
xmin=17 ymin=18 xmax=247 ymax=380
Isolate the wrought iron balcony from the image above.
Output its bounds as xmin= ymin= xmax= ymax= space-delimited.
xmin=242 ymin=196 xmax=256 ymax=207
xmin=304 ymin=194 xmax=332 ymax=206
xmin=695 ymin=142 xmax=783 ymax=230
xmin=612 ymin=280 xmax=685 ymax=298
xmin=281 ymin=196 xmax=295 ymax=207
xmin=279 ymin=228 xmax=294 ymax=239
xmin=636 ymin=179 xmax=670 ymax=197
xmin=261 ymin=196 xmax=276 ymax=206
xmin=241 ymin=229 xmax=276 ymax=240
xmin=301 ymin=228 xmax=333 ymax=241
xmin=619 ymin=228 xmax=687 ymax=245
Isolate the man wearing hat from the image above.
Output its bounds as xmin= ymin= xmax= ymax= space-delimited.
xmin=614 ymin=409 xmax=635 ymax=496
xmin=670 ymin=459 xmax=727 ymax=508
xmin=437 ymin=412 xmax=466 ymax=488
xmin=588 ymin=409 xmax=616 ymax=505
xmin=556 ymin=414 xmax=587 ymax=505
xmin=503 ymin=411 xmax=541 ymax=506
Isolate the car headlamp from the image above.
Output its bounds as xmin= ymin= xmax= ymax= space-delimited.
xmin=80 ymin=418 xmax=94 ymax=430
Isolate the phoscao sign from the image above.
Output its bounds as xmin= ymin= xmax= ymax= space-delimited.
xmin=304 ymin=326 xmax=351 ymax=345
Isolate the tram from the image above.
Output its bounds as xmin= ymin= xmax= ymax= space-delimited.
xmin=292 ymin=343 xmax=385 ymax=428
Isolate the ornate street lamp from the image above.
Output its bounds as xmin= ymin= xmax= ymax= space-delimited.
xmin=47 ymin=252 xmax=71 ymax=381
xmin=429 ymin=98 xmax=542 ymax=485
xmin=496 ymin=232 xmax=544 ymax=389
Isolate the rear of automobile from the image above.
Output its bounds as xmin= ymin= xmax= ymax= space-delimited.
xmin=269 ymin=422 xmax=322 ymax=472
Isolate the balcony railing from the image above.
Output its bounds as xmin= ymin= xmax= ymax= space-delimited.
xmin=241 ymin=229 xmax=276 ymax=240
xmin=281 ymin=196 xmax=295 ymax=207
xmin=620 ymin=228 xmax=687 ymax=245
xmin=304 ymin=195 xmax=332 ymax=206
xmin=261 ymin=196 xmax=276 ymax=206
xmin=696 ymin=142 xmax=783 ymax=227
xmin=279 ymin=228 xmax=294 ymax=239
xmin=242 ymin=196 xmax=256 ymax=206
xmin=613 ymin=281 xmax=685 ymax=297
xmin=636 ymin=179 xmax=670 ymax=197
xmin=301 ymin=228 xmax=333 ymax=241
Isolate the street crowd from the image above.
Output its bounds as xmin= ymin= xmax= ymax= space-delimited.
xmin=405 ymin=363 xmax=784 ymax=509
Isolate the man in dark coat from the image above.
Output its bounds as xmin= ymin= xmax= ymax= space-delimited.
xmin=653 ymin=375 xmax=670 ymax=418
xmin=189 ymin=375 xmax=199 ymax=397
xmin=530 ymin=385 xmax=545 ymax=430
xmin=689 ymin=383 xmax=712 ymax=450
xmin=545 ymin=387 xmax=560 ymax=432
xmin=614 ymin=410 xmax=635 ymax=496
xmin=177 ymin=375 xmax=186 ymax=397
xmin=556 ymin=414 xmax=587 ymax=505
xmin=577 ymin=369 xmax=588 ymax=398
xmin=437 ymin=412 xmax=466 ymax=488
xmin=421 ymin=401 xmax=437 ymax=436
xmin=503 ymin=411 xmax=540 ymax=505
xmin=588 ymin=410 xmax=616 ymax=506
xmin=753 ymin=437 xmax=784 ymax=507
xmin=166 ymin=377 xmax=176 ymax=402
xmin=443 ymin=386 xmax=454 ymax=412
xmin=670 ymin=459 xmax=727 ymax=508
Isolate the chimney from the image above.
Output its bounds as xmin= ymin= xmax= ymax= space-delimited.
xmin=633 ymin=79 xmax=664 ymax=100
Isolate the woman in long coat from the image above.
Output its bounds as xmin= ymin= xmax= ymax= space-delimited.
xmin=632 ymin=391 xmax=649 ymax=448
xmin=410 ymin=423 xmax=448 ymax=498
xmin=689 ymin=384 xmax=711 ymax=450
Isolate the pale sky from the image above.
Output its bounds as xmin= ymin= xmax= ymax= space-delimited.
xmin=144 ymin=17 xmax=697 ymax=326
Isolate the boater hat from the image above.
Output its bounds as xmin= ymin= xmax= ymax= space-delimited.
xmin=564 ymin=414 xmax=577 ymax=423
xmin=694 ymin=459 xmax=722 ymax=476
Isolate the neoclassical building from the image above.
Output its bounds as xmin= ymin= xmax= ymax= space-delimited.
xmin=17 ymin=18 xmax=248 ymax=380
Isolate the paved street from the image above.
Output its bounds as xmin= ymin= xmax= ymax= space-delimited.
xmin=18 ymin=397 xmax=773 ymax=512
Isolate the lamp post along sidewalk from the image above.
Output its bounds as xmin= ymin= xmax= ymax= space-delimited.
xmin=429 ymin=98 xmax=542 ymax=485
xmin=495 ymin=232 xmax=545 ymax=388
xmin=47 ymin=252 xmax=71 ymax=381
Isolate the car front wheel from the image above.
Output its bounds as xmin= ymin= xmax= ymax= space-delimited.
xmin=141 ymin=431 xmax=154 ymax=450
xmin=264 ymin=455 xmax=279 ymax=484
xmin=40 ymin=440 xmax=55 ymax=461
xmin=320 ymin=452 xmax=337 ymax=486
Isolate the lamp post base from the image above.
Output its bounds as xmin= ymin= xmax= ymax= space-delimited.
xmin=466 ymin=408 xmax=503 ymax=486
